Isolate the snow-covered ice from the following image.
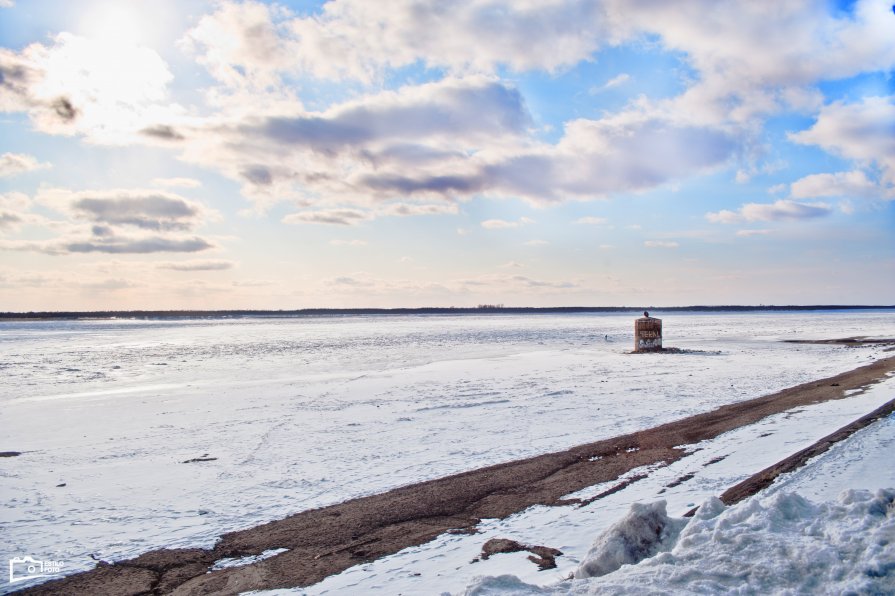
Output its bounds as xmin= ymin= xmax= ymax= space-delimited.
xmin=460 ymin=409 xmax=895 ymax=596
xmin=465 ymin=487 xmax=895 ymax=595
xmin=1 ymin=310 xmax=894 ymax=593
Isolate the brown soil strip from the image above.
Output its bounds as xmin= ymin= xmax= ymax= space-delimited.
xmin=784 ymin=337 xmax=895 ymax=348
xmin=20 ymin=355 xmax=895 ymax=596
xmin=718 ymin=396 xmax=895 ymax=506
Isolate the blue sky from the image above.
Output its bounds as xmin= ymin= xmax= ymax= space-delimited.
xmin=0 ymin=0 xmax=893 ymax=310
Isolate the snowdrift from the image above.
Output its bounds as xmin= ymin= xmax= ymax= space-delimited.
xmin=464 ymin=488 xmax=895 ymax=595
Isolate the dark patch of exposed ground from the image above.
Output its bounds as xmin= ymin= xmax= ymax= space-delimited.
xmin=477 ymin=538 xmax=563 ymax=570
xmin=18 ymin=353 xmax=895 ymax=596
xmin=784 ymin=337 xmax=895 ymax=351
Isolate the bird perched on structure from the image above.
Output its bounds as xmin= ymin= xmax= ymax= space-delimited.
xmin=643 ymin=311 xmax=649 ymax=317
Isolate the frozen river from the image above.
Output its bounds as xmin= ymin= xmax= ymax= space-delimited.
xmin=1 ymin=310 xmax=894 ymax=591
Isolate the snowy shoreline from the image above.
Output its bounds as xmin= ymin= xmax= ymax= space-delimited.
xmin=13 ymin=355 xmax=895 ymax=595
xmin=4 ymin=312 xmax=895 ymax=594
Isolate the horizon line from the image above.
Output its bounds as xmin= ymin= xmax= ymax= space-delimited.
xmin=2 ymin=305 xmax=894 ymax=320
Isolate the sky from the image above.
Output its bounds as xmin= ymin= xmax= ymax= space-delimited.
xmin=0 ymin=0 xmax=893 ymax=310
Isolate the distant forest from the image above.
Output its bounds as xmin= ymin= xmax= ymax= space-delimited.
xmin=1 ymin=305 xmax=893 ymax=320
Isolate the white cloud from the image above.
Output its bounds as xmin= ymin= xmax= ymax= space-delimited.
xmin=179 ymin=1 xmax=294 ymax=88
xmin=0 ymin=33 xmax=177 ymax=142
xmin=157 ymin=260 xmax=234 ymax=271
xmin=0 ymin=188 xmax=218 ymax=255
xmin=380 ymin=203 xmax=459 ymax=217
xmin=182 ymin=0 xmax=612 ymax=84
xmin=0 ymin=191 xmax=30 ymax=212
xmin=644 ymin=240 xmax=679 ymax=248
xmin=615 ymin=0 xmax=895 ymax=125
xmin=1 ymin=235 xmax=214 ymax=255
xmin=172 ymin=76 xmax=531 ymax=209
xmin=0 ymin=1 xmax=14 ymax=8
xmin=574 ymin=216 xmax=608 ymax=225
xmin=524 ymin=239 xmax=549 ymax=246
xmin=790 ymin=96 xmax=895 ymax=187
xmin=0 ymin=192 xmax=45 ymax=233
xmin=707 ymin=200 xmax=832 ymax=223
xmin=457 ymin=273 xmax=576 ymax=290
xmin=152 ymin=177 xmax=202 ymax=188
xmin=590 ymin=73 xmax=630 ymax=94
xmin=789 ymin=170 xmax=884 ymax=200
xmin=282 ymin=209 xmax=369 ymax=226
xmin=736 ymin=229 xmax=772 ymax=237
xmin=481 ymin=217 xmax=535 ymax=229
xmin=0 ymin=153 xmax=50 ymax=177
xmin=36 ymin=188 xmax=212 ymax=232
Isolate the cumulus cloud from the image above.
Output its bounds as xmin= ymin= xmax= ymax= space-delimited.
xmin=0 ymin=191 xmax=30 ymax=212
xmin=282 ymin=209 xmax=369 ymax=225
xmin=481 ymin=217 xmax=535 ymax=229
xmin=789 ymin=170 xmax=885 ymax=200
xmin=0 ymin=32 xmax=177 ymax=141
xmin=2 ymin=235 xmax=214 ymax=255
xmin=0 ymin=1 xmax=14 ymax=8
xmin=0 ymin=188 xmax=218 ymax=255
xmin=37 ymin=188 xmax=211 ymax=232
xmin=63 ymin=236 xmax=213 ymax=254
xmin=380 ymin=203 xmax=459 ymax=217
xmin=8 ymin=1 xmax=891 ymax=226
xmin=790 ymin=96 xmax=895 ymax=186
xmin=179 ymin=0 xmax=895 ymax=130
xmin=477 ymin=114 xmax=737 ymax=202
xmin=157 ymin=259 xmax=234 ymax=271
xmin=140 ymin=125 xmax=185 ymax=141
xmin=0 ymin=191 xmax=47 ymax=232
xmin=181 ymin=0 xmax=611 ymax=84
xmin=248 ymin=76 xmax=529 ymax=153
xmin=169 ymin=76 xmax=532 ymax=208
xmin=736 ymin=229 xmax=772 ymax=237
xmin=179 ymin=0 xmax=296 ymax=88
xmin=614 ymin=0 xmax=895 ymax=125
xmin=0 ymin=212 xmax=22 ymax=230
xmin=0 ymin=152 xmax=50 ymax=177
xmin=644 ymin=240 xmax=679 ymax=248
xmin=707 ymin=200 xmax=832 ymax=223
xmin=574 ymin=216 xmax=608 ymax=225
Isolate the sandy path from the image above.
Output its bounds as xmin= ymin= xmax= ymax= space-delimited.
xmin=19 ymin=351 xmax=895 ymax=596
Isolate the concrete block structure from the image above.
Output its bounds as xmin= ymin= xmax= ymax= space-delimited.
xmin=634 ymin=312 xmax=662 ymax=352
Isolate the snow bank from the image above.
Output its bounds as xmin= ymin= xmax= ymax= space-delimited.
xmin=573 ymin=501 xmax=685 ymax=579
xmin=463 ymin=488 xmax=895 ymax=595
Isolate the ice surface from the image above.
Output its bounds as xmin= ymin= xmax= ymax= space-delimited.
xmin=1 ymin=310 xmax=894 ymax=593
xmin=464 ymin=488 xmax=895 ymax=595
xmin=300 ymin=370 xmax=895 ymax=595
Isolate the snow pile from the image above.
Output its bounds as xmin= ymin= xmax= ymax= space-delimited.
xmin=463 ymin=488 xmax=895 ymax=595
xmin=573 ymin=501 xmax=685 ymax=579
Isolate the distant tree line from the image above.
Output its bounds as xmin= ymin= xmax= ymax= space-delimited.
xmin=0 ymin=305 xmax=892 ymax=321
